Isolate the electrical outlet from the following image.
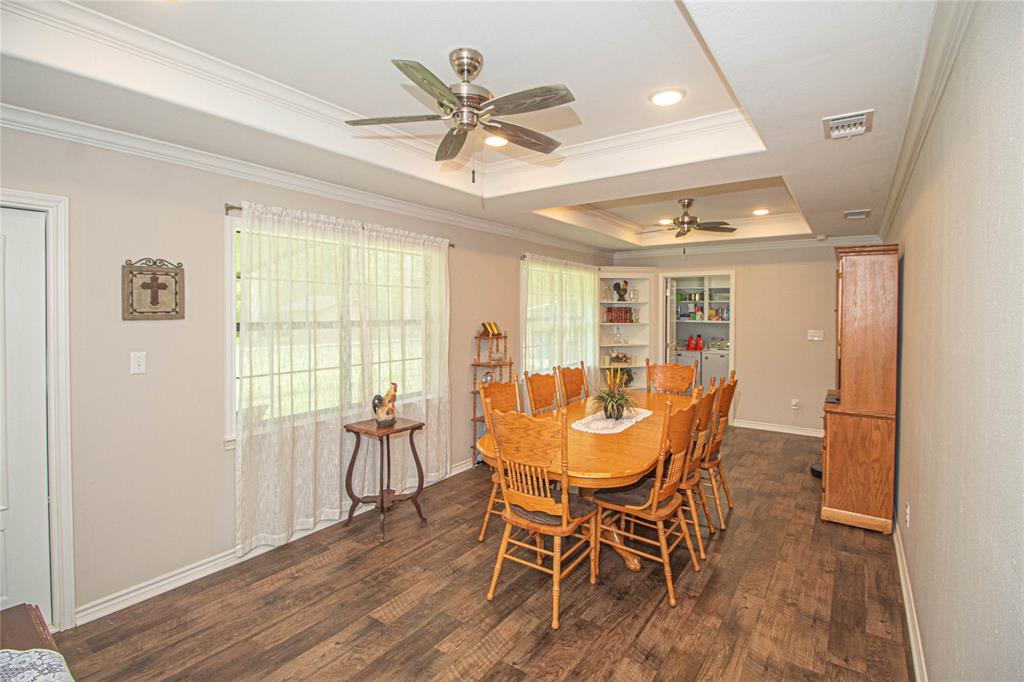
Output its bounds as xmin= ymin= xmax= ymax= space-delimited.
xmin=130 ymin=351 xmax=146 ymax=375
xmin=790 ymin=398 xmax=800 ymax=409
xmin=904 ymin=502 xmax=911 ymax=528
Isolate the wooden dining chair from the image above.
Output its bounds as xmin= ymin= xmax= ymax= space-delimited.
xmin=591 ymin=395 xmax=702 ymax=607
xmin=702 ymin=371 xmax=738 ymax=529
xmin=678 ymin=379 xmax=719 ymax=559
xmin=556 ymin=361 xmax=590 ymax=405
xmin=646 ymin=358 xmax=699 ymax=395
xmin=477 ymin=377 xmax=522 ymax=542
xmin=482 ymin=402 xmax=599 ymax=630
xmin=524 ymin=370 xmax=560 ymax=416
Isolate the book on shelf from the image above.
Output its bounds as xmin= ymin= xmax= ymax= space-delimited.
xmin=603 ymin=306 xmax=636 ymax=323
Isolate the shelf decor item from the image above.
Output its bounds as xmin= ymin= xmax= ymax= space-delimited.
xmin=594 ymin=368 xmax=636 ymax=420
xmin=122 ymin=257 xmax=184 ymax=320
xmin=612 ymin=280 xmax=629 ymax=301
xmin=371 ymin=382 xmax=398 ymax=427
xmin=480 ymin=321 xmax=502 ymax=336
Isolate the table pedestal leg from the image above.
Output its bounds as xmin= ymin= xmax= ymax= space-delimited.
xmin=378 ymin=436 xmax=386 ymax=544
xmin=583 ymin=492 xmax=641 ymax=573
xmin=407 ymin=427 xmax=427 ymax=525
xmin=343 ymin=433 xmax=363 ymax=526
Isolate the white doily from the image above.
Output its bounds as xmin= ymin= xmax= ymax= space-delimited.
xmin=571 ymin=407 xmax=653 ymax=434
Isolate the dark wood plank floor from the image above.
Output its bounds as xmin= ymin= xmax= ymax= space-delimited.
xmin=55 ymin=428 xmax=913 ymax=681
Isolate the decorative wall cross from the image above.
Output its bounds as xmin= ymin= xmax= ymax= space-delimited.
xmin=122 ymin=258 xmax=185 ymax=320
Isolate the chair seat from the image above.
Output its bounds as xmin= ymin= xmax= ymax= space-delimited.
xmin=511 ymin=489 xmax=596 ymax=526
xmin=594 ymin=479 xmax=653 ymax=507
xmin=701 ymin=454 xmax=722 ymax=469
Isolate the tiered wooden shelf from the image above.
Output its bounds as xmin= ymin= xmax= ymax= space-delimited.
xmin=470 ymin=331 xmax=511 ymax=461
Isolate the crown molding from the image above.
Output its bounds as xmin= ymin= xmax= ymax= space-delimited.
xmin=879 ymin=1 xmax=975 ymax=240
xmin=486 ymin=109 xmax=751 ymax=178
xmin=1 ymin=105 xmax=604 ymax=256
xmin=611 ymin=234 xmax=882 ymax=261
xmin=1 ymin=0 xmax=441 ymax=161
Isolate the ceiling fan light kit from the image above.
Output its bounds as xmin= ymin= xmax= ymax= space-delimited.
xmin=345 ymin=47 xmax=575 ymax=162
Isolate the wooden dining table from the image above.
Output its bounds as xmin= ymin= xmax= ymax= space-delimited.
xmin=475 ymin=390 xmax=695 ymax=571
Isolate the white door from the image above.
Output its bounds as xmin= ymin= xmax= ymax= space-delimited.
xmin=665 ymin=278 xmax=676 ymax=359
xmin=0 ymin=207 xmax=51 ymax=622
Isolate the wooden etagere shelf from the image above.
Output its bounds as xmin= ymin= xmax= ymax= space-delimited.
xmin=471 ymin=330 xmax=511 ymax=462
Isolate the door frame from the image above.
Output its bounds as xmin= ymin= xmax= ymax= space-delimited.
xmin=0 ymin=189 xmax=74 ymax=630
xmin=657 ymin=268 xmax=736 ymax=374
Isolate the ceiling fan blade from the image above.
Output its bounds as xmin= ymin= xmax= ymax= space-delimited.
xmin=697 ymin=221 xmax=730 ymax=228
xmin=345 ymin=114 xmax=444 ymax=126
xmin=483 ymin=84 xmax=575 ymax=117
xmin=483 ymin=120 xmax=561 ymax=154
xmin=695 ymin=225 xmax=738 ymax=233
xmin=435 ymin=127 xmax=468 ymax=161
xmin=391 ymin=60 xmax=459 ymax=109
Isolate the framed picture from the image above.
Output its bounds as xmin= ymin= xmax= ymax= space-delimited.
xmin=122 ymin=258 xmax=184 ymax=320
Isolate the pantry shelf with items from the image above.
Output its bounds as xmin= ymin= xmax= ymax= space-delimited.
xmin=662 ymin=271 xmax=735 ymax=391
xmin=597 ymin=267 xmax=656 ymax=387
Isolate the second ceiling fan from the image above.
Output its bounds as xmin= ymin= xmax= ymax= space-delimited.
xmin=345 ymin=48 xmax=575 ymax=161
xmin=656 ymin=198 xmax=738 ymax=239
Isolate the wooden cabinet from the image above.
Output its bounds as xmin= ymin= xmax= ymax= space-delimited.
xmin=821 ymin=245 xmax=899 ymax=533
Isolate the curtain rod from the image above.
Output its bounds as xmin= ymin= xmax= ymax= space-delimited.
xmin=224 ymin=203 xmax=454 ymax=247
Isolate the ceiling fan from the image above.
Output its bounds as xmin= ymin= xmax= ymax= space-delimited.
xmin=345 ymin=48 xmax=575 ymax=161
xmin=657 ymin=198 xmax=737 ymax=238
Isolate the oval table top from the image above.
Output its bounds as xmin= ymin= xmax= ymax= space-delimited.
xmin=475 ymin=391 xmax=694 ymax=489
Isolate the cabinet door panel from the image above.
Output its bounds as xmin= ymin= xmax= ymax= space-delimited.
xmin=824 ymin=413 xmax=895 ymax=521
xmin=838 ymin=254 xmax=898 ymax=413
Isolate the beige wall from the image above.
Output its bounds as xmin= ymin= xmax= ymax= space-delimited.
xmin=886 ymin=3 xmax=1024 ymax=679
xmin=0 ymin=129 xmax=607 ymax=606
xmin=615 ymin=248 xmax=838 ymax=432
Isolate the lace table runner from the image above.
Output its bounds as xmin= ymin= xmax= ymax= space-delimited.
xmin=571 ymin=407 xmax=653 ymax=434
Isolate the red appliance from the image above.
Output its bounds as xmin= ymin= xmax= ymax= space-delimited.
xmin=686 ymin=335 xmax=696 ymax=350
xmin=696 ymin=335 xmax=704 ymax=351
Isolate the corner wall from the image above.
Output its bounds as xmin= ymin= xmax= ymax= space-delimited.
xmin=615 ymin=247 xmax=840 ymax=434
xmin=885 ymin=2 xmax=1024 ymax=678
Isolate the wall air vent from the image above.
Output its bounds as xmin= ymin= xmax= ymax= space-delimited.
xmin=844 ymin=209 xmax=872 ymax=220
xmin=823 ymin=109 xmax=874 ymax=140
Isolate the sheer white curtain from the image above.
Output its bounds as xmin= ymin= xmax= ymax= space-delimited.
xmin=236 ymin=202 xmax=450 ymax=556
xmin=520 ymin=253 xmax=599 ymax=374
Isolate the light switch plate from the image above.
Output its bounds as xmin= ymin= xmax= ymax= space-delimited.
xmin=130 ymin=351 xmax=146 ymax=374
xmin=807 ymin=329 xmax=825 ymax=342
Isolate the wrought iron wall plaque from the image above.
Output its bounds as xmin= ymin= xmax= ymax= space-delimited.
xmin=122 ymin=258 xmax=184 ymax=320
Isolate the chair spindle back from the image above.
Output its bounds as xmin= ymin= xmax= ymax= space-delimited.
xmin=524 ymin=371 xmax=560 ymax=416
xmin=646 ymin=359 xmax=699 ymax=395
xmin=556 ymin=362 xmax=589 ymax=405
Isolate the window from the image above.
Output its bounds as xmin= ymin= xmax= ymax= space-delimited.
xmin=520 ymin=254 xmax=599 ymax=374
xmin=225 ymin=209 xmax=449 ymax=442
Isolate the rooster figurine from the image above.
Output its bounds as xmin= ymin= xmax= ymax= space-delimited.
xmin=372 ymin=382 xmax=398 ymax=427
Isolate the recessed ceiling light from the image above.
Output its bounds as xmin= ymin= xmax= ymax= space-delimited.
xmin=650 ymin=89 xmax=685 ymax=107
xmin=484 ymin=135 xmax=508 ymax=147
xmin=752 ymin=208 xmax=770 ymax=216
xmin=658 ymin=218 xmax=675 ymax=226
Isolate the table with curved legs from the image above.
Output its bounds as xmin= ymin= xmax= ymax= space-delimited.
xmin=343 ymin=417 xmax=427 ymax=544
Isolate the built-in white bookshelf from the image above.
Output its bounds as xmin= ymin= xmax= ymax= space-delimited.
xmin=597 ymin=268 xmax=656 ymax=387
xmin=665 ymin=272 xmax=735 ymax=390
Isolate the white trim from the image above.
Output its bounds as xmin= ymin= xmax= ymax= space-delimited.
xmin=613 ymin=234 xmax=882 ymax=261
xmin=73 ymin=462 xmax=480 ymax=625
xmin=0 ymin=105 xmax=605 ymax=258
xmin=731 ymin=419 xmax=824 ymax=439
xmin=880 ymin=2 xmax=975 ymax=241
xmin=448 ymin=459 xmax=476 ymax=476
xmin=0 ymin=189 xmax=74 ymax=631
xmin=894 ymin=524 xmax=928 ymax=681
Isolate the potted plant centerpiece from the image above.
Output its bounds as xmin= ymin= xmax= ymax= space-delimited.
xmin=594 ymin=368 xmax=636 ymax=420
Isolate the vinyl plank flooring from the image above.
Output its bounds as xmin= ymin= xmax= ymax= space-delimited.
xmin=55 ymin=427 xmax=912 ymax=681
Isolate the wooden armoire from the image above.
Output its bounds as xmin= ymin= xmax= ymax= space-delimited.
xmin=822 ymin=244 xmax=899 ymax=533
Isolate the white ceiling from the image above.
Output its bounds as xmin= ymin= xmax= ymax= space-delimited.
xmin=0 ymin=1 xmax=937 ymax=254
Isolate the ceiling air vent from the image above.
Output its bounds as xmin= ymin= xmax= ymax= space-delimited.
xmin=823 ymin=109 xmax=874 ymax=140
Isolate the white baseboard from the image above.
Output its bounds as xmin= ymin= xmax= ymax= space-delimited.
xmin=731 ymin=419 xmax=824 ymax=438
xmin=448 ymin=458 xmax=476 ymax=476
xmin=74 ymin=548 xmax=237 ymax=625
xmin=73 ymin=464 xmax=474 ymax=626
xmin=894 ymin=525 xmax=927 ymax=681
